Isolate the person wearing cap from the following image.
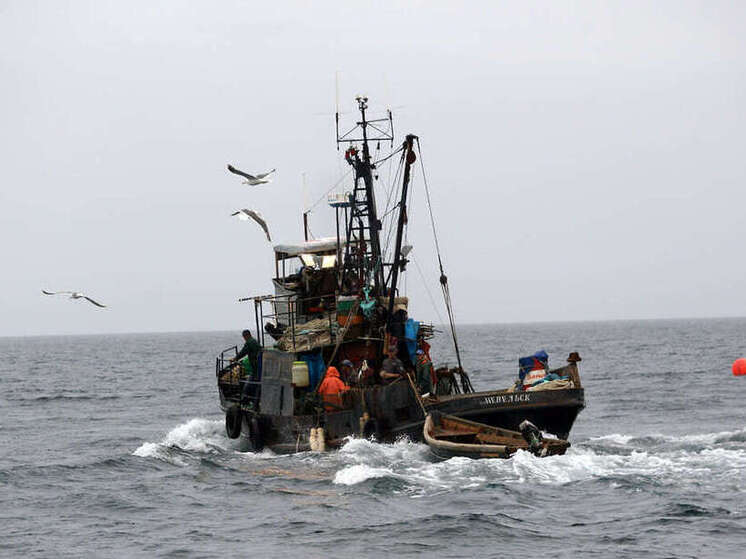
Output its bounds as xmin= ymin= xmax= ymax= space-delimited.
xmin=415 ymin=348 xmax=434 ymax=395
xmin=380 ymin=345 xmax=406 ymax=383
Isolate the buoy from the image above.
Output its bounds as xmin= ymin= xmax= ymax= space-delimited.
xmin=733 ymin=358 xmax=746 ymax=376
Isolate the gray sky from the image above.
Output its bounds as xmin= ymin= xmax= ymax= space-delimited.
xmin=2 ymin=1 xmax=745 ymax=336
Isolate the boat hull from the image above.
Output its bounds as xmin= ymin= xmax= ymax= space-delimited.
xmin=423 ymin=413 xmax=570 ymax=460
xmin=427 ymin=388 xmax=585 ymax=440
xmin=226 ymin=384 xmax=584 ymax=453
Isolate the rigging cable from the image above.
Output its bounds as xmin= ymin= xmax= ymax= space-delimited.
xmin=414 ymin=138 xmax=473 ymax=393
xmin=403 ymin=160 xmax=417 ymax=299
xmin=372 ymin=143 xmax=405 ymax=244
xmin=307 ymin=167 xmax=353 ymax=212
xmin=411 ymin=254 xmax=447 ymax=327
xmin=381 ymin=153 xmax=406 ymax=261
xmin=372 ymin=144 xmax=404 ymax=166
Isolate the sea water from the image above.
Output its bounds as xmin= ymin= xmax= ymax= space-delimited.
xmin=2 ymin=319 xmax=745 ymax=557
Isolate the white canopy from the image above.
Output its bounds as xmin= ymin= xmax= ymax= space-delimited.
xmin=273 ymin=237 xmax=340 ymax=257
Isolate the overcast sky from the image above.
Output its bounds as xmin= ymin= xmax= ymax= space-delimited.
xmin=1 ymin=1 xmax=745 ymax=336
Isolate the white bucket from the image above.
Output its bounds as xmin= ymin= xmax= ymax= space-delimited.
xmin=292 ymin=361 xmax=310 ymax=387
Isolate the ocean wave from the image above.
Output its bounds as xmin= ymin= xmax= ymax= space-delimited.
xmin=132 ymin=419 xmax=746 ymax=494
xmin=132 ymin=418 xmax=228 ymax=465
xmin=10 ymin=393 xmax=121 ymax=404
xmin=582 ymin=426 xmax=746 ymax=454
xmin=331 ymin=433 xmax=746 ymax=492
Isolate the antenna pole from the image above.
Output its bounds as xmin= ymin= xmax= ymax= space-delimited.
xmin=335 ymin=72 xmax=340 ymax=150
xmin=336 ymin=96 xmax=394 ymax=296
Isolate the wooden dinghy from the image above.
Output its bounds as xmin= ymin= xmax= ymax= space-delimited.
xmin=423 ymin=412 xmax=570 ymax=460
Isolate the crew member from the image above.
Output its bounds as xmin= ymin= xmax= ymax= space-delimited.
xmin=388 ymin=305 xmax=413 ymax=368
xmin=415 ymin=348 xmax=434 ymax=395
xmin=318 ymin=366 xmax=350 ymax=412
xmin=232 ymin=329 xmax=262 ymax=406
xmin=232 ymin=329 xmax=261 ymax=375
xmin=380 ymin=345 xmax=405 ymax=383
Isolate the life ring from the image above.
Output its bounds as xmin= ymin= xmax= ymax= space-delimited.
xmin=225 ymin=405 xmax=242 ymax=439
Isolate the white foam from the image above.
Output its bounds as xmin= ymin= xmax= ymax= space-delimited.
xmin=132 ymin=441 xmax=159 ymax=458
xmin=587 ymin=433 xmax=634 ymax=445
xmin=329 ymin=433 xmax=746 ymax=492
xmin=132 ymin=441 xmax=189 ymax=466
xmin=333 ymin=464 xmax=395 ymax=485
xmin=132 ymin=420 xmax=746 ymax=489
xmin=159 ymin=418 xmax=226 ymax=453
xmin=132 ymin=418 xmax=226 ymax=464
xmin=132 ymin=443 xmax=158 ymax=458
xmin=235 ymin=447 xmax=279 ymax=460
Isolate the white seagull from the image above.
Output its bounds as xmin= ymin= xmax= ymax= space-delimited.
xmin=231 ymin=209 xmax=272 ymax=242
xmin=227 ymin=164 xmax=276 ymax=186
xmin=42 ymin=290 xmax=107 ymax=308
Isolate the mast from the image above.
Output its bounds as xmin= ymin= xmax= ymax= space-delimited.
xmin=387 ymin=134 xmax=417 ymax=319
xmin=357 ymin=99 xmax=386 ymax=293
xmin=336 ymin=96 xmax=393 ymax=296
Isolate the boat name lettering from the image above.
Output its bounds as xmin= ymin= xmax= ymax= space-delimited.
xmin=480 ymin=393 xmax=531 ymax=406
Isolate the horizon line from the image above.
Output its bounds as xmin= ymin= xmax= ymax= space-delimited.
xmin=2 ymin=313 xmax=745 ymax=339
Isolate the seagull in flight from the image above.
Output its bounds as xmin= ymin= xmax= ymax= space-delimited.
xmin=42 ymin=290 xmax=107 ymax=308
xmin=231 ymin=209 xmax=272 ymax=242
xmin=227 ymin=164 xmax=276 ymax=186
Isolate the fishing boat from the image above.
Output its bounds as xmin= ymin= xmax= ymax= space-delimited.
xmin=215 ymin=97 xmax=585 ymax=453
xmin=423 ymin=412 xmax=570 ymax=460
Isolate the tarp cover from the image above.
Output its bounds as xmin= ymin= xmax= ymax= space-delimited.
xmin=518 ymin=350 xmax=549 ymax=380
xmin=405 ymin=318 xmax=420 ymax=363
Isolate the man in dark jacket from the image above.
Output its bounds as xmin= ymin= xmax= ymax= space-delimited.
xmin=232 ymin=329 xmax=261 ymax=374
xmin=232 ymin=330 xmax=262 ymax=406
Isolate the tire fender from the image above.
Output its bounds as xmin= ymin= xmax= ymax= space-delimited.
xmin=225 ymin=405 xmax=242 ymax=439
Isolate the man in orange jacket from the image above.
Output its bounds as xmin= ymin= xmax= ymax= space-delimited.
xmin=318 ymin=366 xmax=350 ymax=412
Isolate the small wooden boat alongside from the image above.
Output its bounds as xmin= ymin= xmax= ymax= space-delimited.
xmin=423 ymin=412 xmax=570 ymax=460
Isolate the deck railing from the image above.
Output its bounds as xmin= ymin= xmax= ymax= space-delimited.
xmin=253 ymin=293 xmax=338 ymax=351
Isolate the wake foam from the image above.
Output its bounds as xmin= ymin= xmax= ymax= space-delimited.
xmin=133 ymin=418 xmax=226 ymax=465
xmin=333 ymin=437 xmax=431 ymax=486
xmin=332 ymin=426 xmax=746 ymax=492
xmin=132 ymin=420 xmax=746 ymax=491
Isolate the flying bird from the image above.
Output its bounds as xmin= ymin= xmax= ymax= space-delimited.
xmin=227 ymin=164 xmax=276 ymax=186
xmin=42 ymin=290 xmax=107 ymax=308
xmin=231 ymin=209 xmax=272 ymax=242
